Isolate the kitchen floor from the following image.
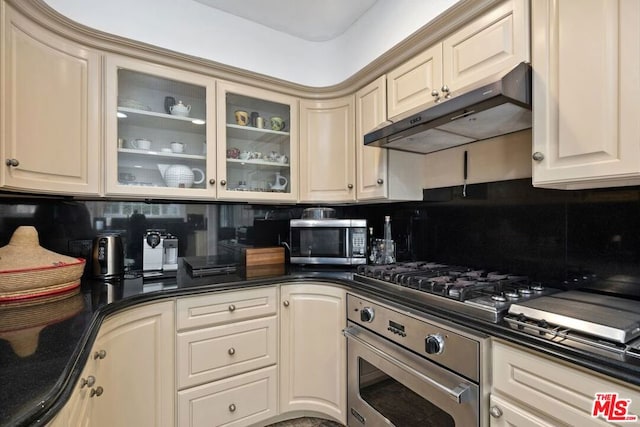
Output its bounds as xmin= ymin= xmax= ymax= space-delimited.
xmin=266 ymin=417 xmax=344 ymax=427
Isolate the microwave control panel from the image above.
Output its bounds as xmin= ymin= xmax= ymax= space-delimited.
xmin=351 ymin=228 xmax=367 ymax=257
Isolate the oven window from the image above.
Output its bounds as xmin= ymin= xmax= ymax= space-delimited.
xmin=290 ymin=228 xmax=345 ymax=257
xmin=358 ymin=358 xmax=455 ymax=427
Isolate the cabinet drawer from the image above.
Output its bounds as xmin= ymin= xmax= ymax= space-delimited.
xmin=177 ymin=316 xmax=277 ymax=389
xmin=176 ymin=287 xmax=277 ymax=330
xmin=492 ymin=340 xmax=640 ymax=426
xmin=177 ymin=365 xmax=277 ymax=427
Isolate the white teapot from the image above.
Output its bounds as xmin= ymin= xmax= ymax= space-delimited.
xmin=269 ymin=172 xmax=288 ymax=191
xmin=157 ymin=164 xmax=204 ymax=188
xmin=169 ymin=100 xmax=191 ymax=117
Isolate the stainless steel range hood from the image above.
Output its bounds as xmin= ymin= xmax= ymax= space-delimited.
xmin=364 ymin=62 xmax=532 ymax=154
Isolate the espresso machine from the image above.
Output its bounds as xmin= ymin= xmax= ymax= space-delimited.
xmin=143 ymin=230 xmax=178 ymax=272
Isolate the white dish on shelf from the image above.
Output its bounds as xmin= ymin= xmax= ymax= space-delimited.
xmin=160 ymin=148 xmax=173 ymax=153
xmin=118 ymin=98 xmax=151 ymax=111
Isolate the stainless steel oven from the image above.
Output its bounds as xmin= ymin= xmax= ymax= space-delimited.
xmin=345 ymin=293 xmax=487 ymax=426
xmin=289 ymin=219 xmax=367 ymax=265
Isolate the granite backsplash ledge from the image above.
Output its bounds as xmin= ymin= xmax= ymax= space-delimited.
xmin=1 ymin=179 xmax=640 ymax=287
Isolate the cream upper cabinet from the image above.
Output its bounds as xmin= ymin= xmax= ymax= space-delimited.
xmin=356 ymin=76 xmax=427 ymax=202
xmin=1 ymin=4 xmax=101 ymax=195
xmin=531 ymin=0 xmax=640 ymax=189
xmin=279 ymin=283 xmax=347 ymax=424
xmin=61 ymin=301 xmax=175 ymax=427
xmin=356 ymin=76 xmax=388 ymax=200
xmin=386 ymin=44 xmax=443 ymax=120
xmin=491 ymin=339 xmax=640 ymax=426
xmin=300 ymin=96 xmax=356 ymax=202
xmin=216 ymin=80 xmax=298 ymax=202
xmin=104 ymin=55 xmax=216 ymax=199
xmin=386 ymin=0 xmax=529 ymax=120
xmin=442 ymin=0 xmax=530 ymax=93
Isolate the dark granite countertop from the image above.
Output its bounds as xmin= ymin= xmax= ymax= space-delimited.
xmin=3 ymin=260 xmax=640 ymax=426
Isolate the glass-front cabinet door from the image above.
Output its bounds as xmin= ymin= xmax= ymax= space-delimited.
xmin=216 ymin=81 xmax=298 ymax=202
xmin=105 ymin=55 xmax=216 ymax=198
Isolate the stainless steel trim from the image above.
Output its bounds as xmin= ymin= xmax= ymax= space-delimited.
xmin=344 ymin=227 xmax=351 ymax=258
xmin=290 ymin=256 xmax=366 ymax=265
xmin=344 ymin=326 xmax=471 ymax=404
xmin=290 ymin=218 xmax=366 ymax=227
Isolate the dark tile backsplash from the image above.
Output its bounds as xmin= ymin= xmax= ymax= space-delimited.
xmin=2 ymin=179 xmax=640 ymax=288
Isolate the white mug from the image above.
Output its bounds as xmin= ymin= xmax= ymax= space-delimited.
xmin=131 ymin=138 xmax=151 ymax=150
xmin=170 ymin=141 xmax=185 ymax=153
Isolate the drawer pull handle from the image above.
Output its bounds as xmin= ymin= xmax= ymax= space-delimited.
xmin=80 ymin=376 xmax=95 ymax=388
xmin=228 ymin=347 xmax=235 ymax=355
xmin=229 ymin=403 xmax=236 ymax=412
xmin=228 ymin=304 xmax=236 ymax=312
xmin=94 ymin=350 xmax=107 ymax=360
xmin=90 ymin=386 xmax=104 ymax=398
xmin=283 ymin=300 xmax=290 ymax=307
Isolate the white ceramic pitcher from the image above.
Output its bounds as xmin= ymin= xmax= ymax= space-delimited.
xmin=157 ymin=164 xmax=204 ymax=188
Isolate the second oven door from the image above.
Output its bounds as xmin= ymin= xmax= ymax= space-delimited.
xmin=345 ymin=324 xmax=479 ymax=427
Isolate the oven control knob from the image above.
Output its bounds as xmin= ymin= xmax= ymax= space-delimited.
xmin=360 ymin=307 xmax=375 ymax=323
xmin=425 ymin=334 xmax=445 ymax=354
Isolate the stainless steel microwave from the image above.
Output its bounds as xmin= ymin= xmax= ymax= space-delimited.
xmin=289 ymin=219 xmax=367 ymax=265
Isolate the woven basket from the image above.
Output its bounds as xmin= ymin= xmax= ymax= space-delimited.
xmin=0 ymin=226 xmax=85 ymax=296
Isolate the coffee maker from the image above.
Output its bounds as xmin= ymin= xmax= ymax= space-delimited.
xmin=143 ymin=230 xmax=178 ymax=272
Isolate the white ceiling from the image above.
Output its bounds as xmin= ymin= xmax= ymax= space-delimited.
xmin=42 ymin=0 xmax=460 ymax=86
xmin=193 ymin=0 xmax=379 ymax=42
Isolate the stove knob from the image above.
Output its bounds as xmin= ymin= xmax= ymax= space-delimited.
xmin=360 ymin=307 xmax=375 ymax=323
xmin=425 ymin=334 xmax=444 ymax=354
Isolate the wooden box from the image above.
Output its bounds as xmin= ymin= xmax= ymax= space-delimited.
xmin=243 ymin=247 xmax=285 ymax=267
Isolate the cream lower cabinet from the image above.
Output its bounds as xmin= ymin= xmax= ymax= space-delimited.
xmin=299 ymin=96 xmax=356 ymax=203
xmin=1 ymin=3 xmax=101 ymax=195
xmin=176 ymin=287 xmax=278 ymax=427
xmin=531 ymin=0 xmax=640 ymax=189
xmin=279 ymin=283 xmax=347 ymax=424
xmin=387 ymin=0 xmax=529 ymax=120
xmin=59 ymin=301 xmax=175 ymax=427
xmin=356 ymin=76 xmax=428 ymax=202
xmin=491 ymin=339 xmax=640 ymax=426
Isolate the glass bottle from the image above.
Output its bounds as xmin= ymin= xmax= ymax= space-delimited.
xmin=383 ymin=216 xmax=395 ymax=264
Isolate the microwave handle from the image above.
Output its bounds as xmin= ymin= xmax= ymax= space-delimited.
xmin=344 ymin=228 xmax=351 ymax=257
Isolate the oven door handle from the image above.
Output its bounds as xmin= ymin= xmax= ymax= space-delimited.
xmin=343 ymin=326 xmax=471 ymax=404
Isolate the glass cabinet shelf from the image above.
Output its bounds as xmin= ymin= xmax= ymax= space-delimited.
xmin=226 ymin=158 xmax=290 ymax=168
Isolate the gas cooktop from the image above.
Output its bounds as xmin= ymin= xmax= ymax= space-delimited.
xmin=353 ymin=261 xmax=559 ymax=322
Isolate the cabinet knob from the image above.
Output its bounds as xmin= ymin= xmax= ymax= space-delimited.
xmin=90 ymin=386 xmax=104 ymax=398
xmin=377 ymin=178 xmax=384 ymax=185
xmin=431 ymin=89 xmax=439 ymax=97
xmin=80 ymin=376 xmax=96 ymax=388
xmin=93 ymin=350 xmax=107 ymax=360
xmin=441 ymin=85 xmax=451 ymax=98
xmin=220 ymin=179 xmax=227 ymax=186
xmin=228 ymin=403 xmax=236 ymax=412
xmin=5 ymin=158 xmax=19 ymax=167
xmin=532 ymin=152 xmax=545 ymax=161
xmin=228 ymin=304 xmax=236 ymax=312
xmin=347 ymin=183 xmax=353 ymax=189
xmin=489 ymin=406 xmax=503 ymax=418
xmin=228 ymin=347 xmax=235 ymax=355
xmin=283 ymin=300 xmax=290 ymax=307
xmin=209 ymin=179 xmax=216 ymax=185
